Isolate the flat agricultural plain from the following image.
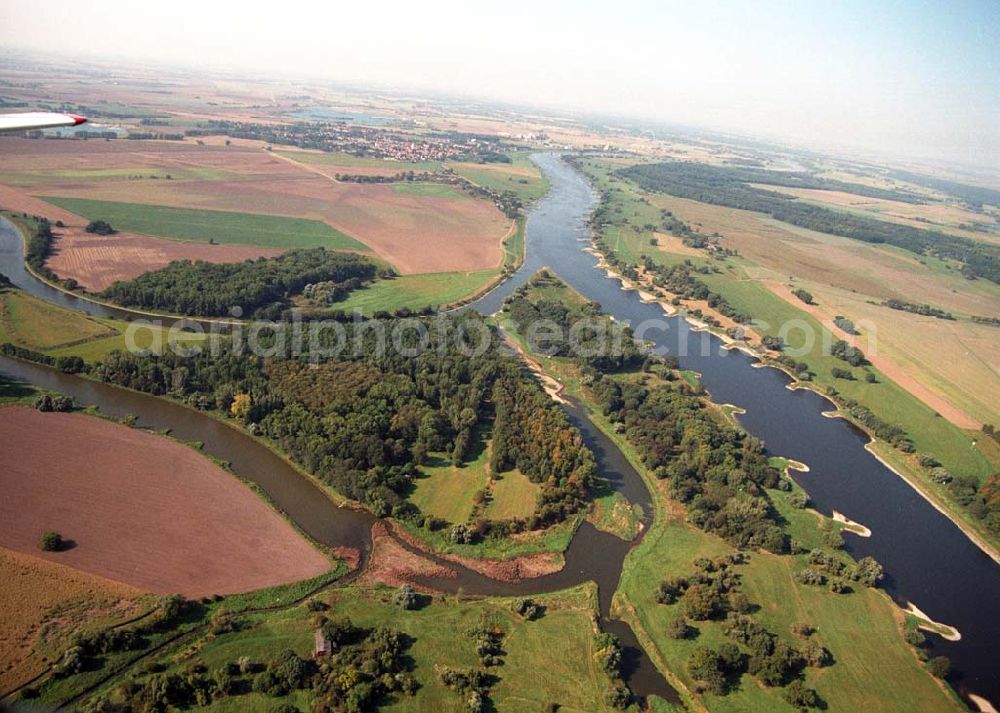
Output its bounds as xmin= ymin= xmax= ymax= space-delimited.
xmin=0 ymin=406 xmax=330 ymax=598
xmin=0 ymin=137 xmax=512 ymax=277
xmin=644 ymin=192 xmax=1000 ymax=428
xmin=0 ymin=185 xmax=281 ymax=292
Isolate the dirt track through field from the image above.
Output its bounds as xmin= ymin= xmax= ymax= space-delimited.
xmin=0 ymin=407 xmax=331 ymax=597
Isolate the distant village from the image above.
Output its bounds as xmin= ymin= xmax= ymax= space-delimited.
xmin=189 ymin=120 xmax=514 ymax=162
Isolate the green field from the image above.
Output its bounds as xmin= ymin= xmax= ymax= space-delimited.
xmin=41 ymin=196 xmax=369 ymax=251
xmin=409 ymin=429 xmax=492 ymax=524
xmin=0 ymin=167 xmax=231 ymax=186
xmin=391 ymin=182 xmax=463 ymax=198
xmin=616 ymin=498 xmax=957 ymax=712
xmin=449 ymin=153 xmax=549 ymax=204
xmin=565 ymin=380 xmax=958 ymax=712
xmin=487 ymin=469 xmax=540 ymax=520
xmin=0 ymin=287 xmax=206 ymax=361
xmin=335 ymin=269 xmax=499 ymax=315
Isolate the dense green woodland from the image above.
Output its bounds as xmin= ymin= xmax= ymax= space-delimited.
xmin=619 ymin=161 xmax=1000 ymax=283
xmin=88 ymin=312 xmax=594 ymax=536
xmin=99 ymin=249 xmax=382 ymax=318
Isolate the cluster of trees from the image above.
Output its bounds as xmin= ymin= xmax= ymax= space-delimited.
xmin=25 ymin=218 xmax=56 ymax=279
xmin=88 ymin=312 xmax=593 ymax=533
xmin=85 ymin=220 xmax=116 ymax=235
xmin=336 ymin=170 xmax=439 ymax=184
xmin=0 ymin=342 xmax=85 ymax=374
xmin=656 ymin=554 xmax=751 ymax=622
xmin=437 ymin=667 xmax=497 ymax=713
xmin=830 ymin=337 xmax=866 ymax=366
xmin=491 ymin=368 xmax=596 ymax=528
xmin=100 ymin=249 xmax=378 ymax=317
xmin=949 ymin=471 xmax=1000 ymax=535
xmin=796 ymin=549 xmax=883 ymax=592
xmin=593 ymin=633 xmax=632 ymax=709
xmin=833 ymin=315 xmax=858 ymax=334
xmin=792 ymin=288 xmax=814 ymax=305
xmin=62 ymin=595 xmax=199 ymax=683
xmin=34 ymin=393 xmax=74 ymax=412
xmin=39 ymin=531 xmax=65 ymax=552
xmin=686 ymin=610 xmax=828 ymax=703
xmin=619 ymin=161 xmax=1000 ymax=283
xmin=503 ymin=276 xmax=645 ymax=372
xmin=840 ymin=400 xmax=912 ymax=451
xmin=883 ymin=299 xmax=955 ymax=320
xmin=591 ymin=374 xmax=787 ymax=551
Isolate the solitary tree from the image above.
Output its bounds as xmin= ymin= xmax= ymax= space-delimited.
xmin=39 ymin=531 xmax=64 ymax=552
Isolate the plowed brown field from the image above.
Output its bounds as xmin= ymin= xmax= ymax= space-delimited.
xmin=0 ymin=407 xmax=330 ymax=598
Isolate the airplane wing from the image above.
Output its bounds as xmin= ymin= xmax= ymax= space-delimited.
xmin=0 ymin=112 xmax=87 ymax=133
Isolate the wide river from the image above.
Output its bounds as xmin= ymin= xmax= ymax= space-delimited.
xmin=1 ymin=153 xmax=998 ymax=705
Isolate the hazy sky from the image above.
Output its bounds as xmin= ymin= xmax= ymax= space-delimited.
xmin=2 ymin=0 xmax=997 ymax=167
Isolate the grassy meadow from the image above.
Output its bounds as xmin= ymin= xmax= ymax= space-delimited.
xmin=486 ymin=469 xmax=541 ymax=521
xmin=408 ymin=428 xmax=492 ymax=524
xmin=449 ymin=153 xmax=550 ymax=205
xmin=335 ymin=269 xmax=500 ymax=315
xmin=42 ymin=196 xmax=368 ymax=251
xmin=0 ymin=286 xmax=206 ymax=362
xmin=80 ymin=584 xmax=622 ymax=713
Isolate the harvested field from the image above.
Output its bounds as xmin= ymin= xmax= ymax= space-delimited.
xmin=0 ymin=546 xmax=147 ymax=693
xmin=0 ymin=407 xmax=330 ymax=598
xmin=1 ymin=138 xmax=512 ymax=275
xmin=650 ymin=193 xmax=1000 ymax=317
xmin=755 ymin=184 xmax=1000 ymax=242
xmin=41 ymin=175 xmax=509 ymax=274
xmin=763 ymin=280 xmax=987 ymax=429
xmin=46 ymin=225 xmax=283 ymax=292
xmin=766 ymin=280 xmax=999 ymax=428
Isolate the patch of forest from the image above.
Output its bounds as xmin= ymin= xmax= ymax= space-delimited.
xmin=99 ymin=249 xmax=385 ymax=318
xmin=86 ymin=312 xmax=595 ymax=540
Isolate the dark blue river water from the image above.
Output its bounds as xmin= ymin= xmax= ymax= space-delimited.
xmin=473 ymin=153 xmax=1000 ymax=706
